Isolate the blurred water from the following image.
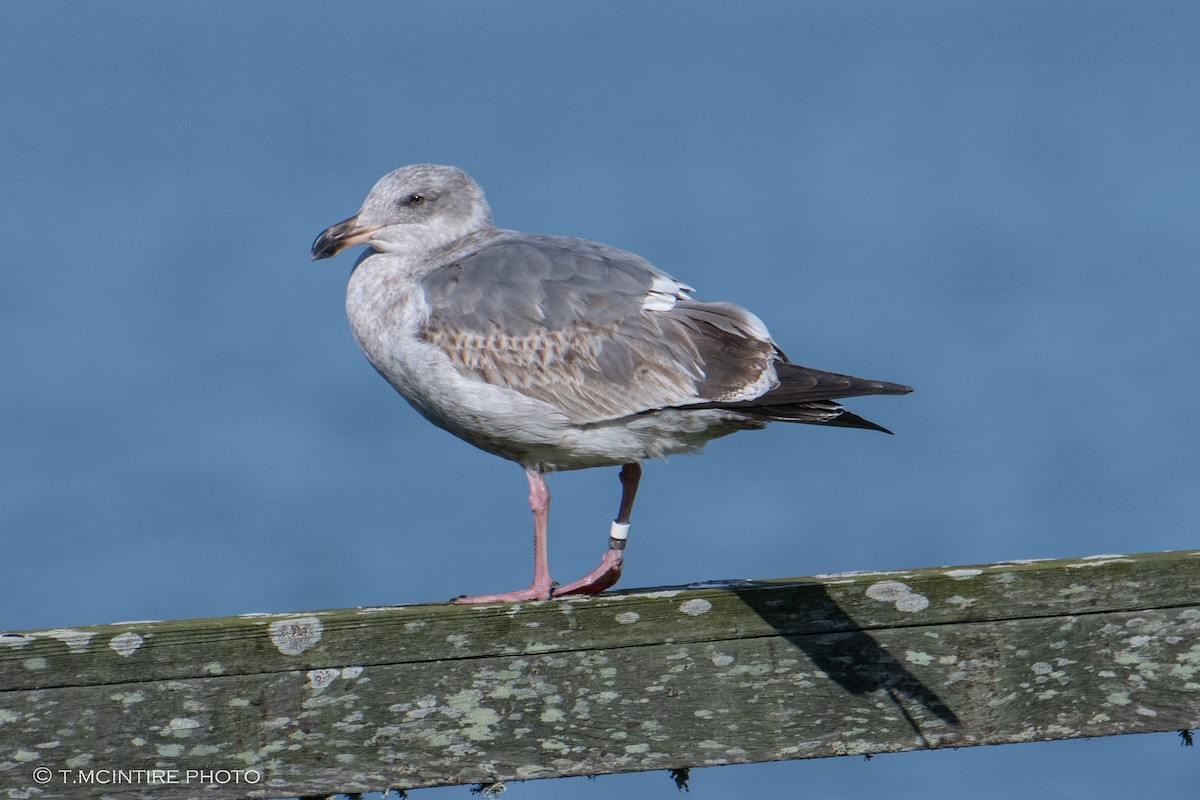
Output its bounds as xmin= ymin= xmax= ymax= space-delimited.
xmin=1 ymin=2 xmax=1197 ymax=797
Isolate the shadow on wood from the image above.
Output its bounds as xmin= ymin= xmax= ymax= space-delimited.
xmin=733 ymin=582 xmax=962 ymax=741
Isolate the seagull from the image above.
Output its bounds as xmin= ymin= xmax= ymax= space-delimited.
xmin=312 ymin=164 xmax=912 ymax=604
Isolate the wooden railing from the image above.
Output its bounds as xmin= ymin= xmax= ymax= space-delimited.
xmin=2 ymin=550 xmax=1197 ymax=798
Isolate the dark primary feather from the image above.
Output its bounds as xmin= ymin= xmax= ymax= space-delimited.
xmin=690 ymin=362 xmax=914 ymax=433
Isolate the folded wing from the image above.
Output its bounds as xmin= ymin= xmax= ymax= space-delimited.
xmin=419 ymin=234 xmax=910 ymax=428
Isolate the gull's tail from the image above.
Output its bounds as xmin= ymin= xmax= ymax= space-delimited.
xmin=697 ymin=363 xmax=913 ymax=434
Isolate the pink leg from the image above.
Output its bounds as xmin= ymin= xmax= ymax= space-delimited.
xmin=553 ymin=463 xmax=641 ymax=597
xmin=453 ymin=466 xmax=555 ymax=604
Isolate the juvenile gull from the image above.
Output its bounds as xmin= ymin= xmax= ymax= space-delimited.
xmin=312 ymin=164 xmax=912 ymax=604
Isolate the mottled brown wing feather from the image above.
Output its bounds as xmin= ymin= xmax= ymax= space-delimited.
xmin=419 ymin=235 xmax=781 ymax=423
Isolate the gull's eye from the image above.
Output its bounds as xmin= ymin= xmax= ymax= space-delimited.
xmin=408 ymin=193 xmax=426 ymax=207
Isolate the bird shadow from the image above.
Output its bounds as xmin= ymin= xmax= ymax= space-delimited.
xmin=729 ymin=582 xmax=960 ymax=745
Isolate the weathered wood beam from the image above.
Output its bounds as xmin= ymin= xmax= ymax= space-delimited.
xmin=2 ymin=550 xmax=1198 ymax=799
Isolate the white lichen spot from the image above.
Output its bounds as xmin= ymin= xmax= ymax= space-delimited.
xmin=615 ymin=611 xmax=641 ymax=625
xmin=108 ymin=632 xmax=144 ymax=657
xmin=905 ymin=650 xmax=934 ymax=666
xmin=262 ymin=717 xmax=292 ymax=730
xmin=694 ymin=709 xmax=714 ymax=719
xmin=13 ymin=749 xmax=40 ymax=762
xmin=156 ymin=744 xmax=185 ymax=757
xmin=341 ymin=666 xmax=364 ymax=680
xmin=23 ymin=657 xmax=48 ymax=670
xmin=464 ymin=707 xmax=501 ymax=741
xmin=110 ymin=691 xmax=145 ymax=706
xmin=446 ymin=633 xmax=471 ymax=649
xmin=258 ymin=741 xmax=287 ymax=756
xmin=1171 ymin=664 xmax=1198 ymax=679
xmin=1037 ymin=689 xmax=1058 ymax=700
xmin=0 ymin=634 xmax=34 ymax=648
xmin=867 ymin=581 xmax=929 ymax=612
xmin=1107 ymin=692 xmax=1131 ymax=706
xmin=866 ymin=581 xmax=910 ymax=602
xmin=1135 ymin=706 xmax=1159 ymax=717
xmin=269 ymin=617 xmax=323 ymax=655
xmin=1068 ymin=555 xmax=1132 ymax=568
xmin=817 ymin=568 xmax=906 ymax=579
xmin=1050 ymin=725 xmax=1079 ymax=739
xmin=45 ymin=628 xmax=96 ymax=653
xmin=1031 ymin=662 xmax=1053 ymax=675
xmin=445 ymin=688 xmax=502 ymax=740
xmin=540 ymin=707 xmax=564 ymax=723
xmin=896 ymin=593 xmax=930 ymax=612
xmin=334 ymin=708 xmax=361 ymax=727
xmin=403 ymin=620 xmax=427 ymax=632
xmin=944 ymin=569 xmax=983 ymax=580
xmin=228 ymin=698 xmax=251 ymax=707
xmin=307 ymin=669 xmax=340 ymax=690
xmin=1128 ymin=635 xmax=1152 ymax=648
xmin=638 ymin=590 xmax=681 ymax=599
xmin=624 ymin=742 xmax=651 ymax=754
xmin=947 ymin=595 xmax=977 ymax=609
xmin=541 ymin=738 xmax=569 ymax=753
xmin=356 ymin=605 xmax=407 ymax=614
xmin=680 ymin=598 xmax=713 ymax=616
xmin=191 ymin=745 xmax=221 ymax=757
xmin=711 ymin=653 xmax=735 ymax=667
xmin=164 ymin=718 xmax=201 ymax=737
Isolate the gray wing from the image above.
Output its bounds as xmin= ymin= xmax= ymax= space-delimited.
xmin=418 ymin=234 xmax=779 ymax=423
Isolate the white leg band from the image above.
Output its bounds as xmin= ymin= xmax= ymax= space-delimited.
xmin=609 ymin=521 xmax=630 ymax=541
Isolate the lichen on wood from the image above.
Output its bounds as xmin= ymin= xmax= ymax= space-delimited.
xmin=1 ymin=550 xmax=1198 ymax=799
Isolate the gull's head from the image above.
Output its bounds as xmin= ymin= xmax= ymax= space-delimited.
xmin=311 ymin=164 xmax=493 ymax=261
